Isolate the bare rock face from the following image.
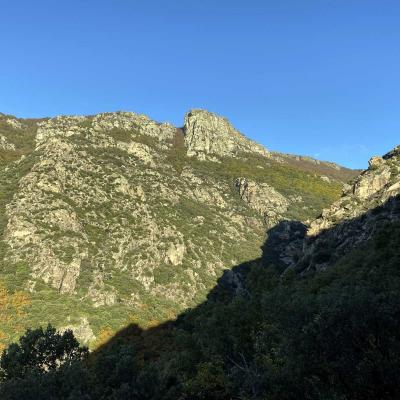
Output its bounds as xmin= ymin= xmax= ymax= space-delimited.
xmin=261 ymin=220 xmax=307 ymax=267
xmin=294 ymin=145 xmax=400 ymax=272
xmin=165 ymin=242 xmax=186 ymax=266
xmin=235 ymin=178 xmax=289 ymax=228
xmin=183 ymin=109 xmax=269 ymax=160
xmin=92 ymin=112 xmax=176 ymax=142
xmin=353 ymin=164 xmax=391 ymax=200
xmin=0 ymin=135 xmax=16 ymax=150
xmin=5 ymin=117 xmax=25 ymax=130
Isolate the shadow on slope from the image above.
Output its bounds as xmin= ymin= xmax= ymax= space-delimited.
xmin=97 ymin=194 xmax=400 ymax=357
xmin=83 ymin=195 xmax=400 ymax=399
xmin=2 ymin=196 xmax=400 ymax=400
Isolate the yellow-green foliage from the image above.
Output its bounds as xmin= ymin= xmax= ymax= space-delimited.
xmin=0 ymin=281 xmax=31 ymax=352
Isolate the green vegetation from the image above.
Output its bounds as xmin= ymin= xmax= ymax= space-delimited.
xmin=166 ymin=148 xmax=343 ymax=221
xmin=0 ymin=325 xmax=87 ymax=380
xmin=0 ymin=112 xmax=367 ymax=398
xmin=0 ymin=113 xmax=352 ymax=352
xmin=1 ymin=220 xmax=399 ymax=399
xmin=108 ymin=128 xmax=134 ymax=143
xmin=0 ymin=115 xmax=38 ymax=167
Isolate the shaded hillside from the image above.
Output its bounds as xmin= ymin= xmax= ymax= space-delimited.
xmin=1 ymin=194 xmax=399 ymax=399
xmin=0 ymin=110 xmax=356 ymax=347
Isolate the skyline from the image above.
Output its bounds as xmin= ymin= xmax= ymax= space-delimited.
xmin=0 ymin=106 xmax=383 ymax=170
xmin=1 ymin=0 xmax=399 ymax=168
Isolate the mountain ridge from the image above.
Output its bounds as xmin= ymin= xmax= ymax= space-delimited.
xmin=1 ymin=110 xmax=400 ymax=399
xmin=0 ymin=109 xmax=359 ymax=171
xmin=0 ymin=109 xmax=358 ymax=346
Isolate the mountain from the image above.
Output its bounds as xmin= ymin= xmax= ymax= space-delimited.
xmin=264 ymin=145 xmax=400 ymax=273
xmin=297 ymin=145 xmax=400 ymax=271
xmin=0 ymin=142 xmax=399 ymax=400
xmin=0 ymin=110 xmax=357 ymax=347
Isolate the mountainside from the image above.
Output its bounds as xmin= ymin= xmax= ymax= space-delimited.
xmin=0 ymin=143 xmax=399 ymax=400
xmin=263 ymin=145 xmax=400 ymax=273
xmin=0 ymin=110 xmax=357 ymax=346
xmin=299 ymin=146 xmax=400 ymax=271
xmin=79 ymin=143 xmax=400 ymax=400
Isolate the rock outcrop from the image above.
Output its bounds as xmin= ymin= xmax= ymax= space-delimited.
xmin=35 ymin=112 xmax=177 ymax=145
xmin=0 ymin=135 xmax=15 ymax=150
xmin=288 ymin=145 xmax=400 ymax=272
xmin=60 ymin=317 xmax=96 ymax=344
xmin=183 ymin=109 xmax=269 ymax=160
xmin=5 ymin=117 xmax=25 ymax=130
xmin=235 ymin=178 xmax=289 ymax=228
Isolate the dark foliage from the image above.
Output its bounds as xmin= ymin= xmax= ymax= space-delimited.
xmin=1 ymin=219 xmax=400 ymax=399
xmin=0 ymin=325 xmax=88 ymax=381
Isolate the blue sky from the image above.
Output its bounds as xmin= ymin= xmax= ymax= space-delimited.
xmin=0 ymin=0 xmax=399 ymax=168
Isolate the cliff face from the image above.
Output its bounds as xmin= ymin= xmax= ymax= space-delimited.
xmin=235 ymin=178 xmax=289 ymax=229
xmin=0 ymin=110 xmax=356 ymax=345
xmin=183 ymin=109 xmax=269 ymax=159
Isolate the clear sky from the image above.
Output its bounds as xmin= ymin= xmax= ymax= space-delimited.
xmin=1 ymin=0 xmax=399 ymax=168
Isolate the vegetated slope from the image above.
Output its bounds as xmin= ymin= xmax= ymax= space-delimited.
xmin=0 ymin=110 xmax=356 ymax=347
xmin=0 ymin=147 xmax=399 ymax=400
xmin=290 ymin=145 xmax=400 ymax=273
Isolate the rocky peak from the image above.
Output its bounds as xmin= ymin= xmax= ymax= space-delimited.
xmin=34 ymin=109 xmax=271 ymax=162
xmin=183 ymin=109 xmax=269 ymax=160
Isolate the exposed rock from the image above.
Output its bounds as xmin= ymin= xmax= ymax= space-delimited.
xmin=290 ymin=146 xmax=400 ymax=272
xmin=368 ymin=156 xmax=384 ymax=168
xmin=235 ymin=178 xmax=289 ymax=228
xmin=321 ymin=175 xmax=331 ymax=183
xmin=3 ymin=112 xmax=267 ymax=307
xmin=35 ymin=112 xmax=176 ymax=146
xmin=0 ymin=135 xmax=16 ymax=150
xmin=92 ymin=112 xmax=176 ymax=141
xmin=183 ymin=109 xmax=269 ymax=159
xmin=288 ymin=195 xmax=303 ymax=203
xmin=165 ymin=242 xmax=186 ymax=266
xmin=353 ymin=165 xmax=391 ymax=199
xmin=262 ymin=220 xmax=307 ymax=267
xmin=5 ymin=118 xmax=24 ymax=130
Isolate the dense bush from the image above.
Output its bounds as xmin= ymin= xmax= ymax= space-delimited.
xmin=0 ymin=325 xmax=88 ymax=381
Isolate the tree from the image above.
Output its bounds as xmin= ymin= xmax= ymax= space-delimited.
xmin=0 ymin=325 xmax=88 ymax=381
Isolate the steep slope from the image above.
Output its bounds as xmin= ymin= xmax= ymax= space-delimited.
xmin=296 ymin=146 xmax=400 ymax=272
xmin=1 ymin=162 xmax=399 ymax=400
xmin=79 ymin=146 xmax=399 ymax=399
xmin=0 ymin=114 xmax=39 ymax=262
xmin=0 ymin=110 xmax=356 ymax=346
